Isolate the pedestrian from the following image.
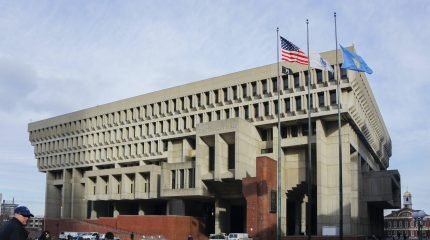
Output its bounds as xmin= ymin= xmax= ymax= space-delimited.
xmin=38 ymin=231 xmax=52 ymax=240
xmin=187 ymin=234 xmax=193 ymax=240
xmin=105 ymin=232 xmax=115 ymax=240
xmin=130 ymin=232 xmax=134 ymax=240
xmin=0 ymin=205 xmax=34 ymax=240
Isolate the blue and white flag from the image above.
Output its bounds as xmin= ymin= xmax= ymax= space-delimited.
xmin=340 ymin=45 xmax=373 ymax=74
xmin=309 ymin=50 xmax=334 ymax=72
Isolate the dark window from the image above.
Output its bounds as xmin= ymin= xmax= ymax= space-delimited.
xmin=205 ymin=92 xmax=209 ymax=105
xmin=270 ymin=190 xmax=277 ymax=213
xmin=234 ymin=107 xmax=239 ymax=117
xmin=197 ymin=95 xmax=201 ymax=107
xmin=188 ymin=168 xmax=195 ymax=188
xmin=179 ymin=169 xmax=184 ymax=189
xmin=262 ymin=80 xmax=268 ymax=94
xmin=232 ymin=86 xmax=237 ymax=99
xmin=295 ymin=96 xmax=302 ymax=111
xmin=244 ymin=106 xmax=249 ymax=119
xmin=171 ymin=170 xmax=176 ymax=189
xmin=214 ymin=91 xmax=219 ymax=103
xmin=272 ymin=77 xmax=278 ymax=93
xmin=260 ymin=128 xmax=273 ymax=141
xmin=281 ymin=126 xmax=288 ymax=138
xmin=304 ymin=71 xmax=310 ymax=86
xmin=293 ymin=73 xmax=300 ymax=88
xmin=242 ymin=84 xmax=247 ymax=98
xmin=209 ymin=146 xmax=215 ymax=171
xmin=282 ymin=75 xmax=288 ymax=90
xmin=318 ymin=92 xmax=325 ymax=107
xmin=274 ymin=100 xmax=279 ymax=115
xmin=228 ymin=144 xmax=235 ymax=169
xmin=254 ymin=104 xmax=259 ymax=118
xmin=252 ymin=82 xmax=257 ymax=96
xmin=330 ymin=90 xmax=337 ymax=105
xmin=309 ymin=95 xmax=313 ymax=109
xmin=285 ymin=98 xmax=291 ymax=112
xmin=291 ymin=126 xmax=298 ymax=137
xmin=302 ymin=124 xmax=309 ymax=136
xmin=223 ymin=88 xmax=228 ymax=102
xmin=316 ymin=69 xmax=323 ymax=83
xmin=263 ymin=102 xmax=270 ymax=116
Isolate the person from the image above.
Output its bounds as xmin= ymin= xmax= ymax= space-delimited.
xmin=187 ymin=234 xmax=193 ymax=240
xmin=0 ymin=205 xmax=34 ymax=240
xmin=131 ymin=232 xmax=134 ymax=240
xmin=105 ymin=232 xmax=115 ymax=240
xmin=38 ymin=231 xmax=51 ymax=240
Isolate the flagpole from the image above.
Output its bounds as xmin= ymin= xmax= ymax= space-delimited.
xmin=306 ymin=19 xmax=313 ymax=240
xmin=276 ymin=27 xmax=282 ymax=240
xmin=334 ymin=12 xmax=344 ymax=240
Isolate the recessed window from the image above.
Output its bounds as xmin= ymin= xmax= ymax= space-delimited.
xmin=318 ymin=92 xmax=325 ymax=107
xmin=295 ymin=96 xmax=302 ymax=111
xmin=272 ymin=77 xmax=278 ymax=93
xmin=282 ymin=75 xmax=288 ymax=90
xmin=316 ymin=69 xmax=323 ymax=84
xmin=330 ymin=90 xmax=337 ymax=105
xmin=293 ymin=73 xmax=300 ymax=88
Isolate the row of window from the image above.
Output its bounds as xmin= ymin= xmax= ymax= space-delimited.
xmin=30 ymin=67 xmax=348 ymax=143
xmin=87 ymin=173 xmax=150 ymax=196
xmin=171 ymin=168 xmax=196 ymax=189
xmin=34 ymin=90 xmax=338 ymax=157
xmin=38 ymin=140 xmax=166 ymax=168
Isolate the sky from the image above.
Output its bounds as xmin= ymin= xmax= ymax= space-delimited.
xmin=0 ymin=0 xmax=429 ymax=217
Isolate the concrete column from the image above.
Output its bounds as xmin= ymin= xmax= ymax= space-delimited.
xmin=62 ymin=169 xmax=73 ymax=218
xmin=214 ymin=199 xmax=229 ymax=234
xmin=71 ymin=168 xmax=87 ymax=219
xmin=45 ymin=171 xmax=62 ymax=218
xmin=214 ymin=134 xmax=228 ymax=181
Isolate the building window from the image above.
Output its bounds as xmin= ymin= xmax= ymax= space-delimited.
xmin=318 ymin=92 xmax=325 ymax=107
xmin=209 ymin=146 xmax=215 ymax=171
xmin=244 ymin=106 xmax=249 ymax=119
xmin=254 ymin=104 xmax=259 ymax=118
xmin=340 ymin=64 xmax=348 ymax=79
xmin=274 ymin=100 xmax=279 ymax=115
xmin=188 ymin=168 xmax=195 ymax=188
xmin=282 ymin=75 xmax=288 ymax=90
xmin=291 ymin=126 xmax=298 ymax=137
xmin=316 ymin=69 xmax=323 ymax=83
xmin=171 ymin=170 xmax=176 ymax=189
xmin=272 ymin=77 xmax=278 ymax=93
xmin=262 ymin=80 xmax=268 ymax=94
xmin=228 ymin=144 xmax=235 ymax=169
xmin=293 ymin=73 xmax=300 ymax=88
xmin=242 ymin=84 xmax=247 ymax=98
xmin=232 ymin=86 xmax=237 ymax=100
xmin=223 ymin=88 xmax=228 ymax=102
xmin=252 ymin=82 xmax=257 ymax=96
xmin=330 ymin=90 xmax=337 ymax=105
xmin=295 ymin=96 xmax=302 ymax=111
xmin=179 ymin=169 xmax=185 ymax=189
xmin=304 ymin=71 xmax=310 ymax=86
xmin=284 ymin=98 xmax=291 ymax=113
xmin=263 ymin=102 xmax=270 ymax=116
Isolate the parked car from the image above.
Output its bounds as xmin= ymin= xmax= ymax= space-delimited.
xmin=81 ymin=232 xmax=99 ymax=240
xmin=209 ymin=233 xmax=228 ymax=239
xmin=227 ymin=233 xmax=252 ymax=240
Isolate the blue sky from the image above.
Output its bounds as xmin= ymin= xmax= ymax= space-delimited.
xmin=0 ymin=1 xmax=429 ymax=216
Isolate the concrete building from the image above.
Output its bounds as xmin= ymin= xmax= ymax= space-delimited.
xmin=28 ymin=47 xmax=400 ymax=237
xmin=384 ymin=192 xmax=430 ymax=238
xmin=0 ymin=199 xmax=18 ymax=223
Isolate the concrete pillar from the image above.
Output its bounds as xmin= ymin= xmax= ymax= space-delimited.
xmin=214 ymin=199 xmax=229 ymax=234
xmin=45 ymin=171 xmax=62 ymax=218
xmin=71 ymin=168 xmax=87 ymax=219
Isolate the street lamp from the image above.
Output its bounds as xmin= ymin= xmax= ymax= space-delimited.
xmin=412 ymin=210 xmax=426 ymax=240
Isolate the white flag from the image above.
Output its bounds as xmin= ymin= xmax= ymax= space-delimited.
xmin=309 ymin=50 xmax=334 ymax=72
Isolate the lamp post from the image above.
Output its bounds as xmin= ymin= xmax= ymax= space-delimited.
xmin=412 ymin=210 xmax=426 ymax=240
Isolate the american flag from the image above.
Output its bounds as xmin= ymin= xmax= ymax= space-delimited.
xmin=280 ymin=36 xmax=309 ymax=65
